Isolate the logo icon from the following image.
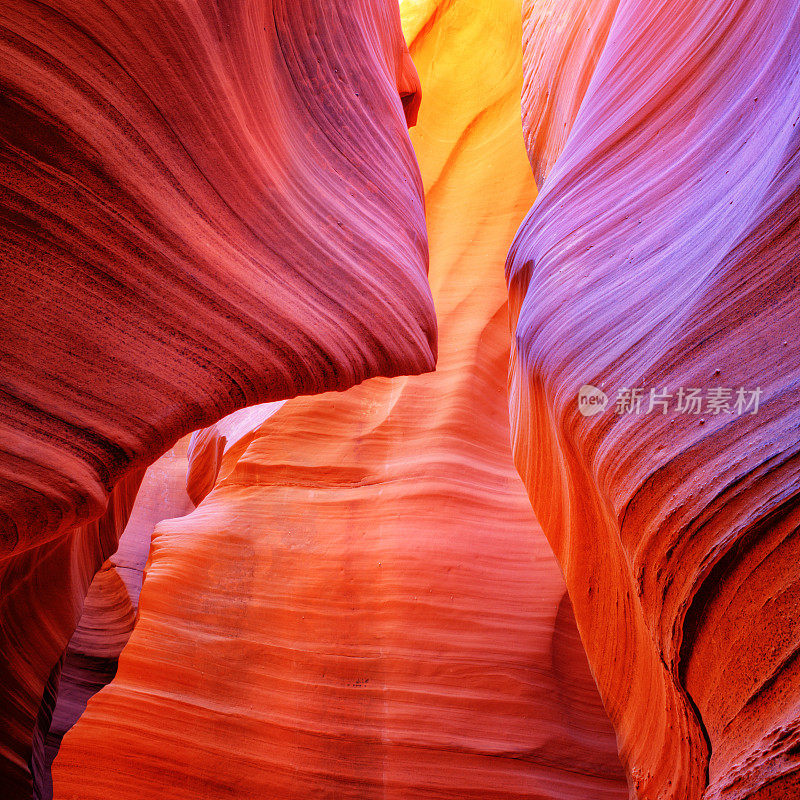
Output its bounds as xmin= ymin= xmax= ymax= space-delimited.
xmin=578 ymin=384 xmax=608 ymax=417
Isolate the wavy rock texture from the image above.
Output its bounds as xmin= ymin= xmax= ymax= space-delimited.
xmin=0 ymin=0 xmax=435 ymax=550
xmin=185 ymin=403 xmax=286 ymax=506
xmin=508 ymin=0 xmax=800 ymax=797
xmin=51 ymin=1 xmax=627 ymax=798
xmin=37 ymin=437 xmax=195 ymax=800
xmin=1 ymin=468 xmax=144 ymax=799
xmin=0 ymin=0 xmax=435 ymax=793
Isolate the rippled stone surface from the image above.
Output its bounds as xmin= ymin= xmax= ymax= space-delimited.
xmin=36 ymin=438 xmax=195 ymax=799
xmin=508 ymin=0 xmax=800 ymax=796
xmin=0 ymin=0 xmax=435 ymax=793
xmin=51 ymin=2 xmax=627 ymax=797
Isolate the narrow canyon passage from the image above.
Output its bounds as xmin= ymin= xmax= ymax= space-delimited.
xmin=2 ymin=0 xmax=798 ymax=798
xmin=47 ymin=1 xmax=626 ymax=798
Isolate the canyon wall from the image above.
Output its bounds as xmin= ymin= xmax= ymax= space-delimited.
xmin=36 ymin=437 xmax=195 ymax=799
xmin=0 ymin=0 xmax=435 ymax=794
xmin=50 ymin=1 xmax=628 ymax=797
xmin=508 ymin=0 xmax=800 ymax=797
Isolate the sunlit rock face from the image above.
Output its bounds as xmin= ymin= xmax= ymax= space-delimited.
xmin=50 ymin=2 xmax=627 ymax=798
xmin=508 ymin=0 xmax=800 ymax=797
xmin=0 ymin=0 xmax=435 ymax=794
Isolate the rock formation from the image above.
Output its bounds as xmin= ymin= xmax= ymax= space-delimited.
xmin=36 ymin=437 xmax=195 ymax=799
xmin=0 ymin=0 xmax=435 ymax=793
xmin=508 ymin=0 xmax=800 ymax=797
xmin=2 ymin=469 xmax=144 ymax=798
xmin=50 ymin=1 xmax=627 ymax=797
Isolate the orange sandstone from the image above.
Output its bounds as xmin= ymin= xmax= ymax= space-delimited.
xmin=51 ymin=2 xmax=627 ymax=798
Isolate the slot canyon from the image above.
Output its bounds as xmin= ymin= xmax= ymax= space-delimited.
xmin=1 ymin=0 xmax=798 ymax=798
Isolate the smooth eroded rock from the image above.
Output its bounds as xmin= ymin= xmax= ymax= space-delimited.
xmin=0 ymin=0 xmax=435 ymax=793
xmin=508 ymin=0 xmax=800 ymax=796
xmin=51 ymin=2 xmax=627 ymax=797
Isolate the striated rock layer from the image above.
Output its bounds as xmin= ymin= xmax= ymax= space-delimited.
xmin=1 ymin=468 xmax=144 ymax=799
xmin=37 ymin=437 xmax=196 ymax=800
xmin=0 ymin=0 xmax=435 ymax=550
xmin=0 ymin=0 xmax=435 ymax=793
xmin=52 ymin=1 xmax=627 ymax=798
xmin=508 ymin=0 xmax=800 ymax=797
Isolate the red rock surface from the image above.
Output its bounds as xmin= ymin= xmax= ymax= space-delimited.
xmin=37 ymin=437 xmax=195 ymax=800
xmin=508 ymin=0 xmax=800 ymax=797
xmin=0 ymin=0 xmax=435 ymax=794
xmin=51 ymin=1 xmax=627 ymax=797
xmin=1 ymin=468 xmax=144 ymax=799
xmin=185 ymin=403 xmax=286 ymax=507
xmin=0 ymin=0 xmax=435 ymax=551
